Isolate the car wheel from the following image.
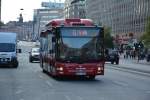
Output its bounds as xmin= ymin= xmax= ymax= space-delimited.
xmin=13 ymin=61 xmax=18 ymax=68
xmin=116 ymin=60 xmax=119 ymax=65
xmin=29 ymin=57 xmax=33 ymax=63
xmin=111 ymin=61 xmax=114 ymax=64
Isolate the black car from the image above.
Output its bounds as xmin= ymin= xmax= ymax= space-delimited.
xmin=146 ymin=53 xmax=150 ymax=62
xmin=105 ymin=49 xmax=119 ymax=64
xmin=29 ymin=47 xmax=40 ymax=63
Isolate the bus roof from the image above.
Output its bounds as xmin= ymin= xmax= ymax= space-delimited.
xmin=46 ymin=18 xmax=94 ymax=27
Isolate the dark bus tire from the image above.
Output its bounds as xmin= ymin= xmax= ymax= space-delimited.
xmin=42 ymin=69 xmax=47 ymax=73
xmin=88 ymin=75 xmax=95 ymax=80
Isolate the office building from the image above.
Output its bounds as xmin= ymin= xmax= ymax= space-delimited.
xmin=86 ymin=0 xmax=150 ymax=44
xmin=33 ymin=2 xmax=64 ymax=40
xmin=64 ymin=0 xmax=86 ymax=18
xmin=0 ymin=0 xmax=1 ymax=22
xmin=0 ymin=21 xmax=33 ymax=41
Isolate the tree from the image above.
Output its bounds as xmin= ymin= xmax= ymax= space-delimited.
xmin=141 ymin=17 xmax=150 ymax=48
xmin=104 ymin=27 xmax=114 ymax=48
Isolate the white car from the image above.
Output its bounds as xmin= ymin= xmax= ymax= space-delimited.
xmin=29 ymin=47 xmax=40 ymax=63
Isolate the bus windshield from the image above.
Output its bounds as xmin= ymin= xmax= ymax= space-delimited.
xmin=58 ymin=27 xmax=103 ymax=63
xmin=0 ymin=43 xmax=15 ymax=52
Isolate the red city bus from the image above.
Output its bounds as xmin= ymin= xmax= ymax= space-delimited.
xmin=40 ymin=19 xmax=104 ymax=79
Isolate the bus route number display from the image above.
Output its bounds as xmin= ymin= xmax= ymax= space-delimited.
xmin=72 ymin=30 xmax=88 ymax=36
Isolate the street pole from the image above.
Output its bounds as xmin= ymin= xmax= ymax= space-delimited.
xmin=37 ymin=16 xmax=41 ymax=41
xmin=32 ymin=20 xmax=35 ymax=41
xmin=19 ymin=8 xmax=24 ymax=40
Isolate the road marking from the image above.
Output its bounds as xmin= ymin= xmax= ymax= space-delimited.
xmin=77 ymin=96 xmax=83 ymax=100
xmin=15 ymin=90 xmax=23 ymax=94
xmin=113 ymin=81 xmax=128 ymax=87
xmin=146 ymin=91 xmax=150 ymax=93
xmin=107 ymin=65 xmax=150 ymax=77
xmin=46 ymin=81 xmax=53 ymax=87
xmin=39 ymin=75 xmax=44 ymax=79
xmin=65 ymin=95 xmax=71 ymax=100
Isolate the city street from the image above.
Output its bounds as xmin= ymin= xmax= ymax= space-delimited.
xmin=0 ymin=0 xmax=150 ymax=99
xmin=0 ymin=42 xmax=150 ymax=100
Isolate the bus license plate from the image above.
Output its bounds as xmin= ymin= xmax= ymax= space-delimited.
xmin=76 ymin=70 xmax=86 ymax=75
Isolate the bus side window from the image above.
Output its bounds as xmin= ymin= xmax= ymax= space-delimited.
xmin=48 ymin=32 xmax=54 ymax=54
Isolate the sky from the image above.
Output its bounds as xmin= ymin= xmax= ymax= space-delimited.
xmin=1 ymin=0 xmax=65 ymax=23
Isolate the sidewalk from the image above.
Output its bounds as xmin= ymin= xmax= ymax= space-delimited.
xmin=112 ymin=56 xmax=150 ymax=74
xmin=132 ymin=59 xmax=150 ymax=66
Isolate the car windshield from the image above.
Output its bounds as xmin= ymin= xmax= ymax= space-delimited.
xmin=32 ymin=48 xmax=39 ymax=53
xmin=0 ymin=43 xmax=15 ymax=52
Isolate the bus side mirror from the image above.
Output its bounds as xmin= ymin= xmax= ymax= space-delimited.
xmin=52 ymin=37 xmax=56 ymax=42
xmin=17 ymin=49 xmax=22 ymax=53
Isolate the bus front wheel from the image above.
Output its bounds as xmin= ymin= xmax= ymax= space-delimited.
xmin=88 ymin=75 xmax=95 ymax=80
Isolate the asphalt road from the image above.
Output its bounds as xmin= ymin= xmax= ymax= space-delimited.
xmin=0 ymin=42 xmax=150 ymax=100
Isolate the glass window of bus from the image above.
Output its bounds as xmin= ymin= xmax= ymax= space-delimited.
xmin=57 ymin=27 xmax=103 ymax=63
xmin=48 ymin=33 xmax=53 ymax=53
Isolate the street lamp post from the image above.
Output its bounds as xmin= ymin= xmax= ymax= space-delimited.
xmin=19 ymin=8 xmax=24 ymax=40
xmin=37 ymin=16 xmax=41 ymax=40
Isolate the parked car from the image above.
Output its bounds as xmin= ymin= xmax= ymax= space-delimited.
xmin=29 ymin=47 xmax=40 ymax=63
xmin=146 ymin=53 xmax=150 ymax=62
xmin=105 ymin=49 xmax=119 ymax=64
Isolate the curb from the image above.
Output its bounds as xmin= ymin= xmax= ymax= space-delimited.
xmin=110 ymin=64 xmax=150 ymax=74
xmin=133 ymin=61 xmax=150 ymax=66
xmin=120 ymin=58 xmax=150 ymax=65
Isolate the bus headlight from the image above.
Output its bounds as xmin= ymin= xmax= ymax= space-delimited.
xmin=59 ymin=67 xmax=63 ymax=71
xmin=98 ymin=67 xmax=101 ymax=71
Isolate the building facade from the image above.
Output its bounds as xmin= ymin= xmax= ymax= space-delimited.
xmin=64 ymin=0 xmax=70 ymax=18
xmin=86 ymin=0 xmax=150 ymax=43
xmin=64 ymin=0 xmax=86 ymax=18
xmin=33 ymin=2 xmax=64 ymax=40
xmin=41 ymin=2 xmax=64 ymax=8
xmin=0 ymin=21 xmax=33 ymax=41
xmin=0 ymin=0 xmax=1 ymax=22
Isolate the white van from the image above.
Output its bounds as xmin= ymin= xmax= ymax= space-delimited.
xmin=0 ymin=32 xmax=21 ymax=68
